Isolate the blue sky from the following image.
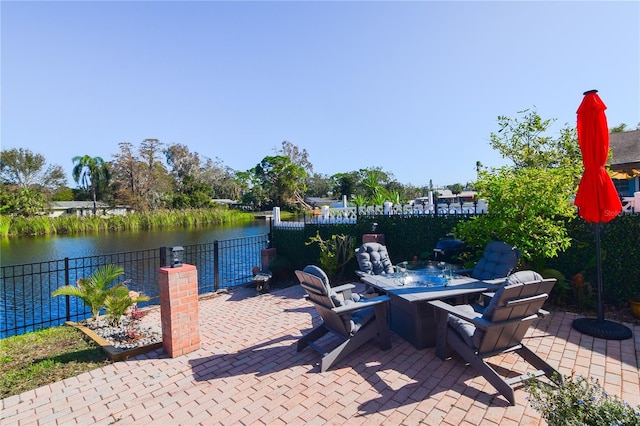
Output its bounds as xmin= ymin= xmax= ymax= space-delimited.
xmin=2 ymin=1 xmax=639 ymax=189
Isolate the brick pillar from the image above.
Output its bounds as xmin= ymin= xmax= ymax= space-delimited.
xmin=261 ymin=248 xmax=277 ymax=271
xmin=158 ymin=264 xmax=200 ymax=358
xmin=362 ymin=234 xmax=385 ymax=245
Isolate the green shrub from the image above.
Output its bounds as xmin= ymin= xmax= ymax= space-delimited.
xmin=305 ymin=231 xmax=355 ymax=280
xmin=526 ymin=373 xmax=640 ymax=425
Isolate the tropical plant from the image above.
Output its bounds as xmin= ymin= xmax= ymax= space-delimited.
xmin=52 ymin=264 xmax=130 ymax=320
xmin=454 ymin=166 xmax=576 ymax=266
xmin=525 ymin=373 xmax=640 ymax=426
xmin=72 ymin=154 xmax=110 ymax=215
xmin=352 ymin=194 xmax=367 ymax=207
xmin=305 ymin=231 xmax=355 ymax=280
xmin=0 ymin=187 xmax=48 ymax=217
xmin=104 ymin=286 xmax=150 ymax=326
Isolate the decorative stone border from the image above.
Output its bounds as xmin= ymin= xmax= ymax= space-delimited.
xmin=66 ymin=321 xmax=163 ymax=362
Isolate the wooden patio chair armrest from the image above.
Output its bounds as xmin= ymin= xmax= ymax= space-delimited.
xmin=537 ymin=308 xmax=550 ymax=317
xmin=332 ymin=295 xmax=390 ymax=314
xmin=332 ymin=283 xmax=356 ymax=294
xmin=429 ymin=300 xmax=479 ymax=323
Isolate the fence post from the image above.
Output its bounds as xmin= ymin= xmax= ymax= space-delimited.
xmin=213 ymin=240 xmax=220 ymax=291
xmin=64 ymin=257 xmax=71 ymax=321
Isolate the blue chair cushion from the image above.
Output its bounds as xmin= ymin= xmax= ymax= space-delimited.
xmin=356 ymin=243 xmax=394 ymax=275
xmin=302 ymin=265 xmax=361 ymax=307
xmin=471 ymin=241 xmax=519 ymax=280
xmin=348 ymin=306 xmax=375 ymax=335
xmin=448 ymin=303 xmax=484 ymax=348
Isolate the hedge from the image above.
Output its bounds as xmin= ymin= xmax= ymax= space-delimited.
xmin=271 ymin=214 xmax=640 ymax=307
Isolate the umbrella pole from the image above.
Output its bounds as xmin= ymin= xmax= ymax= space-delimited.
xmin=595 ymin=222 xmax=604 ymax=321
xmin=572 ymin=221 xmax=631 ymax=340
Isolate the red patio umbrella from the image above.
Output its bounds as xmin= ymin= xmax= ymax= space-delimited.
xmin=572 ymin=90 xmax=631 ymax=340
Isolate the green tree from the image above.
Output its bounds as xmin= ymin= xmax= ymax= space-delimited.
xmin=110 ymin=141 xmax=145 ymax=209
xmin=609 ymin=123 xmax=627 ymax=133
xmin=455 ymin=109 xmax=581 ymax=267
xmin=275 ymin=141 xmax=313 ymax=174
xmin=0 ymin=187 xmax=48 ymax=216
xmin=72 ymin=155 xmax=110 ymax=215
xmin=305 ymin=232 xmax=355 ymax=280
xmin=331 ymin=172 xmax=358 ymax=198
xmin=201 ymin=157 xmax=243 ymax=201
xmin=1 ymin=148 xmax=66 ymax=190
xmin=165 ymin=143 xmax=215 ymax=208
xmin=305 ymin=172 xmax=333 ymax=197
xmin=490 ymin=108 xmax=582 ymax=175
xmin=455 ymin=167 xmax=576 ymax=265
xmin=247 ymin=155 xmax=307 ymax=209
xmin=1 ymin=148 xmax=67 ymax=216
xmin=446 ymin=183 xmax=464 ymax=194
xmin=138 ymin=138 xmax=171 ymax=210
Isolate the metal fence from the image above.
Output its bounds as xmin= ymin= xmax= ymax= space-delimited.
xmin=0 ymin=233 xmax=270 ymax=338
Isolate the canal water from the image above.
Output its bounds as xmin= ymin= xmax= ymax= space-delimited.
xmin=1 ymin=220 xmax=273 ymax=337
xmin=0 ymin=220 xmax=271 ymax=266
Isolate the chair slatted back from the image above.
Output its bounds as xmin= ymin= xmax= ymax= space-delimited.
xmin=295 ymin=270 xmax=350 ymax=337
xmin=476 ymin=278 xmax=555 ymax=354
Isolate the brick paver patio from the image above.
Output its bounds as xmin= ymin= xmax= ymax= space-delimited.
xmin=2 ymin=283 xmax=639 ymax=425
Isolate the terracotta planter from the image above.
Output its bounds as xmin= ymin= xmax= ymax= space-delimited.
xmin=630 ymin=298 xmax=640 ymax=320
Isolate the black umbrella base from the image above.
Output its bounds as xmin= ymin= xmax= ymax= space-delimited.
xmin=572 ymin=318 xmax=633 ymax=340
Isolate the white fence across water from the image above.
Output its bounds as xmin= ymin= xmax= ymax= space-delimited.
xmin=272 ymin=191 xmax=639 ymax=229
xmin=272 ymin=199 xmax=489 ymax=229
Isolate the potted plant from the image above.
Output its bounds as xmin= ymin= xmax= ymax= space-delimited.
xmin=630 ymin=296 xmax=640 ymax=320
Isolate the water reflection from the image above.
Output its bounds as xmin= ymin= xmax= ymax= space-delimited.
xmin=0 ymin=221 xmax=270 ymax=266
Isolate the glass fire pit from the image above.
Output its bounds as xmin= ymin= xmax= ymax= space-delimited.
xmin=394 ymin=260 xmax=454 ymax=287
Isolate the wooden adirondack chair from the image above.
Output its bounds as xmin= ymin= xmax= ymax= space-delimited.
xmin=429 ymin=271 xmax=561 ymax=405
xmin=296 ymin=265 xmax=391 ymax=372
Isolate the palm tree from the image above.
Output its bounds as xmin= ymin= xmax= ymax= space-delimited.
xmin=72 ymin=155 xmax=110 ymax=215
xmin=362 ymin=170 xmax=384 ymax=201
xmin=52 ymin=264 xmax=126 ymax=320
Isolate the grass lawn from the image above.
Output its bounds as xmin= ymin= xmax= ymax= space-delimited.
xmin=0 ymin=326 xmax=111 ymax=399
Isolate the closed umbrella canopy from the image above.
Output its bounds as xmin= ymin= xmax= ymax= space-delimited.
xmin=572 ymin=90 xmax=631 ymax=340
xmin=574 ymin=90 xmax=622 ymax=222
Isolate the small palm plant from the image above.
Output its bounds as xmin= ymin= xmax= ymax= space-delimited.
xmin=104 ymin=285 xmax=149 ymax=326
xmin=52 ymin=264 xmax=147 ymax=323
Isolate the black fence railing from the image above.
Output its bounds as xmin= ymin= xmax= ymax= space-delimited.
xmin=0 ymin=233 xmax=270 ymax=338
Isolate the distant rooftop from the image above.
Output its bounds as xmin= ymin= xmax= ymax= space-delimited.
xmin=610 ymin=129 xmax=640 ymax=169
